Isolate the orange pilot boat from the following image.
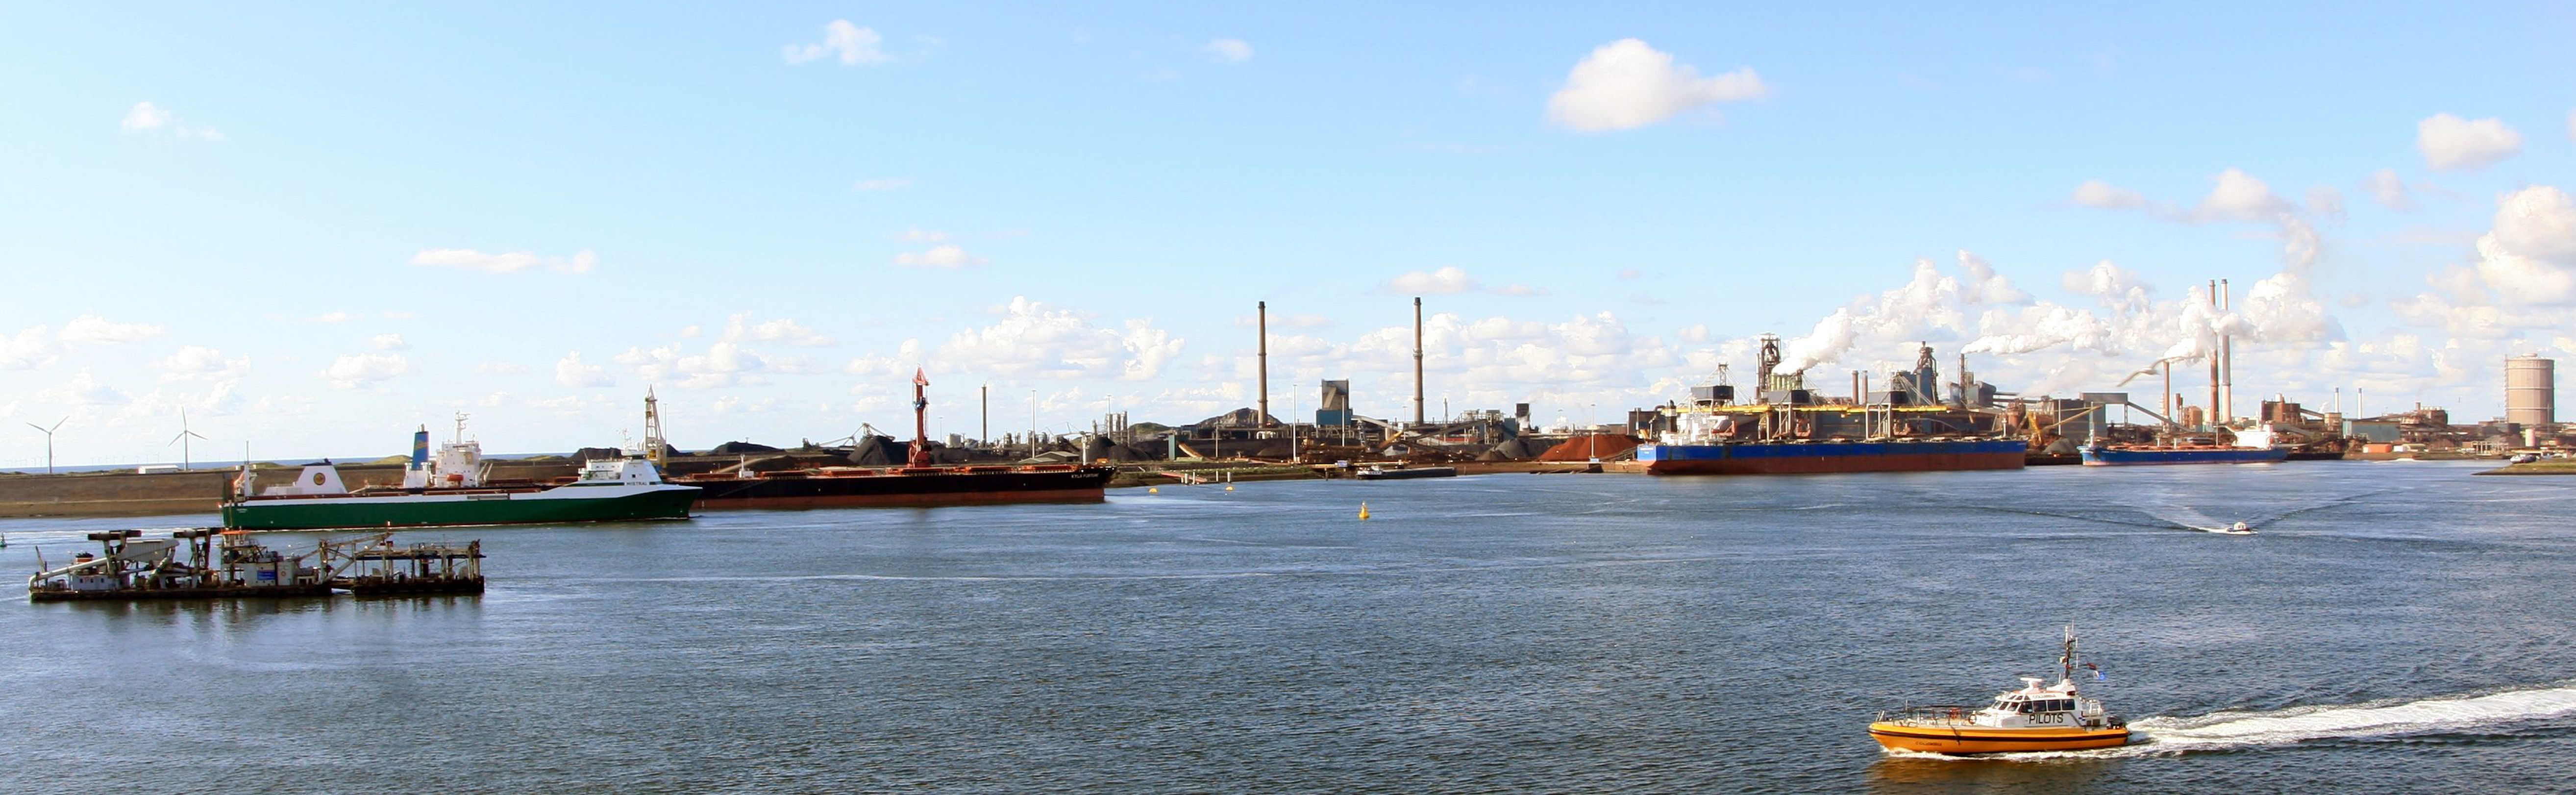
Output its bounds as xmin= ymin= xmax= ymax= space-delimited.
xmin=1868 ymin=627 xmax=2131 ymax=754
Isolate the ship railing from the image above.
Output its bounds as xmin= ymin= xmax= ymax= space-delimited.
xmin=1876 ymin=705 xmax=1985 ymax=726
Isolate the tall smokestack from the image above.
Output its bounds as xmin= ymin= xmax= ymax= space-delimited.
xmin=1257 ymin=301 xmax=1270 ymax=427
xmin=1957 ymin=352 xmax=1969 ymax=408
xmin=2207 ymin=280 xmax=2221 ymax=428
xmin=2220 ymin=278 xmax=2233 ymax=424
xmin=1413 ymin=297 xmax=1425 ymax=426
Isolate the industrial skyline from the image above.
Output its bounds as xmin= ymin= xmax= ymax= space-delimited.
xmin=6 ymin=4 xmax=2576 ymax=465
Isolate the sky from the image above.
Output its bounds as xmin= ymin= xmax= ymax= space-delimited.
xmin=5 ymin=2 xmax=2576 ymax=466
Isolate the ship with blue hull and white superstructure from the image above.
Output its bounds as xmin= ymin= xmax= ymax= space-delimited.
xmin=1639 ymin=438 xmax=2029 ymax=475
xmin=1636 ymin=337 xmax=2029 ymax=476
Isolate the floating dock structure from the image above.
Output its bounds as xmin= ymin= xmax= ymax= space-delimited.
xmin=26 ymin=528 xmax=485 ymax=602
xmin=327 ymin=537 xmax=485 ymax=596
xmin=28 ymin=529 xmax=329 ymax=601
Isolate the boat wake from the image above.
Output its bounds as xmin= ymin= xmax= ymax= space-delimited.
xmin=2133 ymin=684 xmax=2576 ymax=751
xmin=1884 ymin=683 xmax=2576 ymax=761
xmin=2136 ymin=504 xmax=2255 ymax=534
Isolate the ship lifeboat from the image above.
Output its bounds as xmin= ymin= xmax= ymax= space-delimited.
xmin=1867 ymin=628 xmax=2130 ymax=755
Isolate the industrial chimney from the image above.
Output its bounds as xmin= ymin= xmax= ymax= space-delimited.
xmin=2207 ymin=280 xmax=2221 ymax=427
xmin=1413 ymin=297 xmax=1425 ymax=426
xmin=2220 ymin=278 xmax=2234 ymax=423
xmin=1257 ymin=301 xmax=1270 ymax=427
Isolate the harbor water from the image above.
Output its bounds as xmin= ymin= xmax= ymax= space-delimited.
xmin=6 ymin=461 xmax=2575 ymax=792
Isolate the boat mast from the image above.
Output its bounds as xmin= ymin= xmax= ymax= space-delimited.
xmin=642 ymin=387 xmax=667 ymax=466
xmin=2061 ymin=626 xmax=2077 ymax=684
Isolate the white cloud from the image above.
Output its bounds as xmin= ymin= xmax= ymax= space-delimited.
xmin=121 ymin=101 xmax=171 ymax=130
xmin=1490 ymin=283 xmax=1550 ymax=297
xmin=784 ymin=20 xmax=889 ymax=66
xmin=555 ymin=351 xmax=614 ymax=387
xmin=60 ymin=314 xmax=168 ymax=345
xmin=851 ymin=297 xmax=1184 ymax=383
xmin=310 ymin=311 xmax=355 ymax=323
xmin=118 ymin=101 xmax=219 ymax=140
xmin=894 ymin=244 xmax=987 ymax=269
xmin=1201 ymin=38 xmax=1254 ymax=63
xmin=159 ymin=346 xmax=250 ymax=382
xmin=318 ymin=353 xmax=411 ymax=389
xmin=475 ymin=361 xmax=531 ymax=375
xmin=526 ymin=395 xmax=587 ymax=412
xmin=615 ymin=342 xmax=772 ymax=389
xmin=2417 ymin=113 xmax=2523 ymax=171
xmin=2470 ymin=186 xmax=2576 ymax=306
xmin=2367 ymin=169 xmax=2413 ymax=210
xmin=2194 ymin=168 xmax=2290 ymax=222
xmin=369 ymin=333 xmax=408 ymax=351
xmin=722 ymin=313 xmax=834 ymax=347
xmin=411 ymin=248 xmax=596 ymax=274
xmin=2060 ymin=261 xmax=2153 ymax=313
xmin=1545 ymin=39 xmax=1767 ymax=132
xmin=899 ymin=226 xmax=949 ymax=243
xmin=2071 ymin=179 xmax=2147 ymax=209
xmin=853 ymin=177 xmax=914 ymax=192
xmin=0 ymin=326 xmax=55 ymax=370
xmin=2306 ymin=186 xmax=2347 ymax=224
xmin=1384 ymin=266 xmax=1480 ymax=295
xmin=41 ymin=371 xmax=131 ymax=406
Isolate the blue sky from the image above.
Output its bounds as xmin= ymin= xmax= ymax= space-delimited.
xmin=6 ymin=2 xmax=2576 ymax=465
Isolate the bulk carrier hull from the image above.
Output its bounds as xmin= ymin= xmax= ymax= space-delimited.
xmin=2079 ymin=447 xmax=2289 ymax=466
xmin=1636 ymin=439 xmax=2028 ymax=475
xmin=677 ymin=465 xmax=1113 ymax=509
xmin=222 ymin=486 xmax=699 ymax=530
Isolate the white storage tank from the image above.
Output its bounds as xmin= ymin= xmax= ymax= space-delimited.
xmin=2506 ymin=355 xmax=2555 ymax=426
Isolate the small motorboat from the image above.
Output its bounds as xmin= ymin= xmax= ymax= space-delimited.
xmin=1868 ymin=627 xmax=2130 ymax=754
xmin=1354 ymin=465 xmax=1458 ymax=480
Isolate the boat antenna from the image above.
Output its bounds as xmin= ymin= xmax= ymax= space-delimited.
xmin=2061 ymin=625 xmax=2077 ymax=684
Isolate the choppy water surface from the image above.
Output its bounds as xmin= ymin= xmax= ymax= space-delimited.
xmin=6 ymin=461 xmax=2576 ymax=792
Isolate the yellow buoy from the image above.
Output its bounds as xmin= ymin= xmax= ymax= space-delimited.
xmin=1358 ymin=502 xmax=1371 ymax=521
xmin=1224 ymin=484 xmax=1235 ymax=492
xmin=1148 ymin=486 xmax=1160 ymax=494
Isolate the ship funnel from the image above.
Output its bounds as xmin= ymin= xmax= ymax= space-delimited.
xmin=411 ymin=426 xmax=430 ymax=468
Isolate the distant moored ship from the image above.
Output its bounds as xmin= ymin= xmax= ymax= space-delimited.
xmin=222 ymin=421 xmax=697 ymax=530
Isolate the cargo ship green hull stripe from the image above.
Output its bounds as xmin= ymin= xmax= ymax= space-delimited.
xmin=222 ymin=488 xmax=697 ymax=530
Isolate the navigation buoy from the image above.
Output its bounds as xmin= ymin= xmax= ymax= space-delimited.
xmin=1148 ymin=486 xmax=1160 ymax=494
xmin=1224 ymin=484 xmax=1235 ymax=492
xmin=1359 ymin=502 xmax=1371 ymax=521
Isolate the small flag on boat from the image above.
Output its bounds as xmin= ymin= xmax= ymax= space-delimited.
xmin=2082 ymin=662 xmax=2103 ymax=681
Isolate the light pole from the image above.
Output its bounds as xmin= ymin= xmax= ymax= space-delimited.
xmin=1587 ymin=402 xmax=1599 ymax=464
xmin=27 ymin=417 xmax=64 ymax=474
xmin=1290 ymin=387 xmax=1300 ymax=463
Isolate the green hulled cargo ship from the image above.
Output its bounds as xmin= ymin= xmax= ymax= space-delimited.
xmin=222 ymin=425 xmax=698 ymax=530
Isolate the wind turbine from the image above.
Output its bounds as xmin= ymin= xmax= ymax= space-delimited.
xmin=169 ymin=409 xmax=208 ymax=471
xmin=26 ymin=417 xmax=65 ymax=474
